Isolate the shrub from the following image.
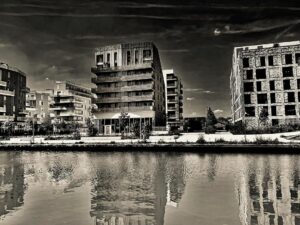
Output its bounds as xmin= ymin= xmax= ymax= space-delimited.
xmin=205 ymin=125 xmax=216 ymax=134
xmin=254 ymin=136 xmax=279 ymax=145
xmin=215 ymin=138 xmax=226 ymax=143
xmin=158 ymin=139 xmax=165 ymax=144
xmin=196 ymin=135 xmax=206 ymax=144
xmin=72 ymin=130 xmax=81 ymax=140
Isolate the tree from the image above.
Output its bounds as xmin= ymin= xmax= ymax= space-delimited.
xmin=119 ymin=111 xmax=129 ymax=138
xmin=86 ymin=118 xmax=98 ymax=137
xmin=259 ymin=107 xmax=269 ymax=127
xmin=205 ymin=107 xmax=217 ymax=134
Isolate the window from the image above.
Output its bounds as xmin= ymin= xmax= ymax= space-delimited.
xmin=96 ymin=54 xmax=104 ymax=64
xmin=285 ymin=54 xmax=293 ymax=64
xmin=256 ymin=82 xmax=262 ymax=91
xmin=270 ymin=93 xmax=276 ymax=103
xmin=285 ymin=105 xmax=296 ymax=115
xmin=260 ymin=56 xmax=265 ymax=66
xmin=296 ymin=53 xmax=300 ymax=65
xmin=270 ymin=80 xmax=275 ymax=90
xmin=257 ymin=94 xmax=268 ymax=104
xmin=244 ymin=94 xmax=251 ymax=104
xmin=114 ymin=52 xmax=117 ymax=67
xmin=135 ymin=50 xmax=139 ymax=64
xmin=143 ymin=49 xmax=152 ymax=62
xmin=282 ymin=67 xmax=293 ymax=77
xmin=246 ymin=70 xmax=253 ymax=79
xmin=256 ymin=69 xmax=266 ymax=79
xmin=268 ymin=56 xmax=274 ymax=66
xmin=107 ymin=53 xmax=110 ymax=63
xmin=245 ymin=107 xmax=255 ymax=117
xmin=127 ymin=51 xmax=131 ymax=65
xmin=297 ymin=79 xmax=300 ymax=89
xmin=283 ymin=80 xmax=291 ymax=90
xmin=271 ymin=106 xmax=276 ymax=116
xmin=288 ymin=92 xmax=295 ymax=102
xmin=244 ymin=82 xmax=253 ymax=92
xmin=243 ymin=58 xmax=249 ymax=68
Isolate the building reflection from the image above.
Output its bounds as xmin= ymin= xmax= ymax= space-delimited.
xmin=89 ymin=153 xmax=187 ymax=225
xmin=0 ymin=153 xmax=25 ymax=218
xmin=237 ymin=156 xmax=300 ymax=225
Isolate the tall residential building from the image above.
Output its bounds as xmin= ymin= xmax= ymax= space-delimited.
xmin=0 ymin=63 xmax=27 ymax=124
xmin=230 ymin=41 xmax=300 ymax=127
xmin=91 ymin=42 xmax=166 ymax=135
xmin=163 ymin=69 xmax=183 ymax=130
xmin=26 ymin=91 xmax=52 ymax=124
xmin=50 ymin=81 xmax=92 ymax=126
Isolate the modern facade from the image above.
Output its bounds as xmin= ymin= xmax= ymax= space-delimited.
xmin=50 ymin=81 xmax=92 ymax=126
xmin=0 ymin=63 xmax=27 ymax=124
xmin=163 ymin=69 xmax=183 ymax=130
xmin=230 ymin=41 xmax=300 ymax=127
xmin=91 ymin=42 xmax=166 ymax=135
xmin=26 ymin=91 xmax=52 ymax=124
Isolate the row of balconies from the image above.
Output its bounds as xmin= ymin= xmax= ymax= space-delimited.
xmin=93 ymin=94 xmax=154 ymax=104
xmin=92 ymin=83 xmax=154 ymax=93
xmin=92 ymin=73 xmax=153 ymax=83
xmin=95 ymin=106 xmax=153 ymax=113
xmin=91 ymin=62 xmax=153 ymax=74
xmin=0 ymin=89 xmax=14 ymax=97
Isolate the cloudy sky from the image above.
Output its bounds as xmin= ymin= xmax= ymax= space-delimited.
xmin=0 ymin=0 xmax=300 ymax=117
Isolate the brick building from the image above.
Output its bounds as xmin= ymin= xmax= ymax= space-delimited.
xmin=163 ymin=69 xmax=183 ymax=130
xmin=91 ymin=42 xmax=166 ymax=135
xmin=230 ymin=41 xmax=300 ymax=127
xmin=0 ymin=63 xmax=27 ymax=124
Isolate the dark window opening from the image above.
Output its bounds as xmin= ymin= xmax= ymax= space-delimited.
xmin=283 ymin=80 xmax=291 ymax=90
xmin=285 ymin=105 xmax=296 ymax=115
xmin=244 ymin=82 xmax=254 ymax=92
xmin=256 ymin=82 xmax=262 ymax=91
xmin=257 ymin=94 xmax=268 ymax=104
xmin=271 ymin=93 xmax=276 ymax=103
xmin=283 ymin=67 xmax=293 ymax=77
xmin=244 ymin=94 xmax=251 ymax=104
xmin=298 ymin=92 xmax=300 ymax=102
xmin=96 ymin=54 xmax=104 ymax=64
xmin=285 ymin=54 xmax=293 ymax=64
xmin=243 ymin=58 xmax=249 ymax=68
xmin=127 ymin=51 xmax=131 ymax=65
xmin=246 ymin=70 xmax=253 ymax=79
xmin=270 ymin=80 xmax=275 ymax=90
xmin=296 ymin=53 xmax=300 ymax=65
xmin=135 ymin=50 xmax=139 ymax=64
xmin=256 ymin=69 xmax=266 ymax=79
xmin=288 ymin=92 xmax=295 ymax=102
xmin=245 ymin=107 xmax=255 ymax=117
xmin=271 ymin=106 xmax=277 ymax=116
xmin=298 ymin=79 xmax=300 ymax=89
xmin=268 ymin=56 xmax=274 ymax=66
xmin=260 ymin=56 xmax=265 ymax=66
xmin=107 ymin=53 xmax=110 ymax=62
xmin=143 ymin=49 xmax=152 ymax=62
xmin=114 ymin=52 xmax=117 ymax=67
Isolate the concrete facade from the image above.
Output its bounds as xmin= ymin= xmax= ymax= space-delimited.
xmin=230 ymin=41 xmax=300 ymax=127
xmin=91 ymin=42 xmax=166 ymax=135
xmin=26 ymin=91 xmax=52 ymax=124
xmin=163 ymin=69 xmax=183 ymax=130
xmin=0 ymin=63 xmax=27 ymax=124
xmin=50 ymin=81 xmax=92 ymax=126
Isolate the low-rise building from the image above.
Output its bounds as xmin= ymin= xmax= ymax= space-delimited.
xmin=91 ymin=42 xmax=166 ymax=135
xmin=0 ymin=63 xmax=27 ymax=125
xmin=50 ymin=81 xmax=92 ymax=126
xmin=163 ymin=69 xmax=183 ymax=130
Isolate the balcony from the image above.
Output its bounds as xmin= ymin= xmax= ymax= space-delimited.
xmin=94 ymin=94 xmax=154 ymax=103
xmin=0 ymin=89 xmax=14 ymax=96
xmin=91 ymin=63 xmax=153 ymax=74
xmin=0 ymin=107 xmax=5 ymax=113
xmin=0 ymin=115 xmax=14 ymax=121
xmin=92 ymin=73 xmax=153 ymax=83
xmin=0 ymin=81 xmax=7 ymax=87
xmin=92 ymin=83 xmax=154 ymax=93
xmin=95 ymin=106 xmax=153 ymax=113
xmin=51 ymin=106 xmax=68 ymax=111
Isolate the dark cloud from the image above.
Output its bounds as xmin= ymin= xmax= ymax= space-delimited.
xmin=0 ymin=0 xmax=300 ymax=116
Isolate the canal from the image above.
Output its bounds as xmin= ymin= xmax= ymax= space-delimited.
xmin=0 ymin=151 xmax=298 ymax=225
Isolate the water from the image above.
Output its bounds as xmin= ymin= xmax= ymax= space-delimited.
xmin=0 ymin=151 xmax=299 ymax=225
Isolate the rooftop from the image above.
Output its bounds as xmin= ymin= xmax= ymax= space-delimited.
xmin=235 ymin=40 xmax=300 ymax=51
xmin=0 ymin=62 xmax=26 ymax=76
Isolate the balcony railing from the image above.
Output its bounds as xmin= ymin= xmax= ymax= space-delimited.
xmin=92 ymin=73 xmax=153 ymax=83
xmin=92 ymin=83 xmax=153 ymax=93
xmin=91 ymin=63 xmax=153 ymax=73
xmin=95 ymin=106 xmax=153 ymax=113
xmin=0 ymin=115 xmax=14 ymax=121
xmin=0 ymin=89 xmax=14 ymax=96
xmin=0 ymin=81 xmax=7 ymax=87
xmin=51 ymin=106 xmax=68 ymax=111
xmin=94 ymin=94 xmax=154 ymax=103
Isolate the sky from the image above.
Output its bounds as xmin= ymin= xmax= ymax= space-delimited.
xmin=1 ymin=0 xmax=300 ymax=117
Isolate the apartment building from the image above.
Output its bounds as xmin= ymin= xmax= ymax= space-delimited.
xmin=163 ymin=69 xmax=183 ymax=130
xmin=230 ymin=41 xmax=300 ymax=127
xmin=26 ymin=91 xmax=52 ymax=124
xmin=91 ymin=42 xmax=166 ymax=135
xmin=50 ymin=81 xmax=92 ymax=126
xmin=0 ymin=63 xmax=27 ymax=124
